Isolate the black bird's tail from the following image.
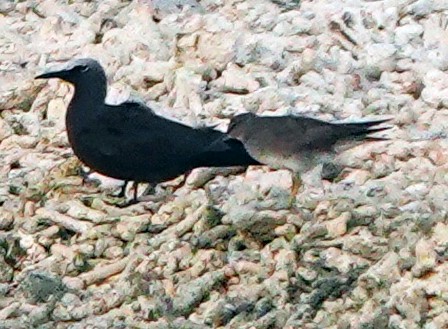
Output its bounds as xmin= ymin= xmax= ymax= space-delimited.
xmin=190 ymin=129 xmax=260 ymax=168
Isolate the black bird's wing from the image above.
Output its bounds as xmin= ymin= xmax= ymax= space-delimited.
xmin=94 ymin=102 xmax=257 ymax=182
xmin=188 ymin=127 xmax=260 ymax=168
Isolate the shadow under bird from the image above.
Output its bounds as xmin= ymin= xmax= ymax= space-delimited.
xmin=35 ymin=58 xmax=259 ymax=202
xmin=227 ymin=112 xmax=392 ymax=203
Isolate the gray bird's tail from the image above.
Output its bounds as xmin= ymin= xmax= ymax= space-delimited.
xmin=336 ymin=118 xmax=392 ymax=141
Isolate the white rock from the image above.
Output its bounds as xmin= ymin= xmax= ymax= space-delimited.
xmin=196 ymin=32 xmax=239 ymax=70
xmin=115 ymin=59 xmax=172 ymax=87
xmin=244 ymin=169 xmax=291 ymax=195
xmin=412 ymin=238 xmax=437 ymax=276
xmin=18 ymin=112 xmax=40 ymax=137
xmin=0 ymin=118 xmax=13 ymax=141
xmin=65 ymin=200 xmax=107 ymax=223
xmin=421 ymin=69 xmax=448 ymax=106
xmin=149 ymin=0 xmax=202 ymax=21
xmin=203 ymin=13 xmax=233 ymax=33
xmin=171 ymin=67 xmax=204 ymax=118
xmin=299 ymin=71 xmax=326 ymax=91
xmin=211 ymin=63 xmax=260 ymax=94
xmin=362 ymin=43 xmax=397 ymax=72
xmin=322 ymin=247 xmax=368 ymax=274
xmin=325 ymin=212 xmax=350 ymax=237
xmin=395 ymin=24 xmax=424 ymax=46
xmin=407 ymin=0 xmax=435 ymax=17
xmin=46 ymin=98 xmax=67 ymax=131
xmin=273 ymin=15 xmax=312 ymax=36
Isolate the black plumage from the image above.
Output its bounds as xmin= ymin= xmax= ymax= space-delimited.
xmin=35 ymin=58 xmax=259 ymax=201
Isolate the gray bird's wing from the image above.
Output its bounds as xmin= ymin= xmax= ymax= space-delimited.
xmin=242 ymin=116 xmax=340 ymax=154
xmin=248 ymin=115 xmax=389 ymax=153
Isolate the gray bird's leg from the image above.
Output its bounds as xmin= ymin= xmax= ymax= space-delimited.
xmin=289 ymin=173 xmax=302 ymax=207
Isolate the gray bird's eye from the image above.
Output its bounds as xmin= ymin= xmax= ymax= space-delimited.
xmin=80 ymin=65 xmax=89 ymax=72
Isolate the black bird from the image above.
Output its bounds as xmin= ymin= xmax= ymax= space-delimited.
xmin=227 ymin=112 xmax=392 ymax=202
xmin=35 ymin=58 xmax=259 ymax=202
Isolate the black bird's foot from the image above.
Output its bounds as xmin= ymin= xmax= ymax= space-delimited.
xmin=110 ymin=182 xmax=142 ymax=207
xmin=78 ymin=168 xmax=101 ymax=189
xmin=114 ymin=194 xmax=170 ymax=209
xmin=82 ymin=177 xmax=101 ymax=189
xmin=114 ymin=192 xmax=168 ymax=209
xmin=79 ymin=168 xmax=93 ymax=186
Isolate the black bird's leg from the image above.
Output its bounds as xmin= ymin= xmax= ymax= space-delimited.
xmin=110 ymin=180 xmax=129 ymax=198
xmin=116 ymin=182 xmax=140 ymax=208
xmin=132 ymin=182 xmax=139 ymax=202
xmin=116 ymin=180 xmax=129 ymax=198
xmin=182 ymin=169 xmax=192 ymax=185
xmin=142 ymin=184 xmax=155 ymax=196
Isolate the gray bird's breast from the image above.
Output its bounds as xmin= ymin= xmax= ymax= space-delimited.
xmin=245 ymin=140 xmax=332 ymax=174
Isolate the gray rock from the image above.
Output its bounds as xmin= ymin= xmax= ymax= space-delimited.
xmin=148 ymin=0 xmax=202 ymax=21
xmin=20 ymin=272 xmax=66 ymax=303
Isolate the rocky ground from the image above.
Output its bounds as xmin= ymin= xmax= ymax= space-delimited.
xmin=1 ymin=0 xmax=448 ymax=328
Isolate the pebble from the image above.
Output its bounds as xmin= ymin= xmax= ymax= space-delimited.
xmin=412 ymin=238 xmax=437 ymax=277
xmin=1 ymin=0 xmax=447 ymax=328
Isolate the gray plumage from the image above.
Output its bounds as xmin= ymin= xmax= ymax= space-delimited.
xmin=228 ymin=112 xmax=391 ymax=173
xmin=227 ymin=112 xmax=392 ymax=201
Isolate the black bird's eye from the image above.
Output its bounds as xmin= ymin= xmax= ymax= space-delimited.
xmin=78 ymin=65 xmax=89 ymax=73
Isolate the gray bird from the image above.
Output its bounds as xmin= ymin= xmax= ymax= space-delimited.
xmin=227 ymin=112 xmax=391 ymax=202
xmin=35 ymin=58 xmax=260 ymax=204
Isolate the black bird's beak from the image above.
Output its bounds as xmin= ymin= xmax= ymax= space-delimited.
xmin=35 ymin=69 xmax=67 ymax=80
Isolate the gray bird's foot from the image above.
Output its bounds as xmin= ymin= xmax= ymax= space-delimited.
xmin=321 ymin=162 xmax=343 ymax=182
xmin=287 ymin=194 xmax=296 ymax=208
xmin=115 ymin=198 xmax=140 ymax=208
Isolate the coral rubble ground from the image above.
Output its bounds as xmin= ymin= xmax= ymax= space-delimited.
xmin=1 ymin=0 xmax=448 ymax=328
